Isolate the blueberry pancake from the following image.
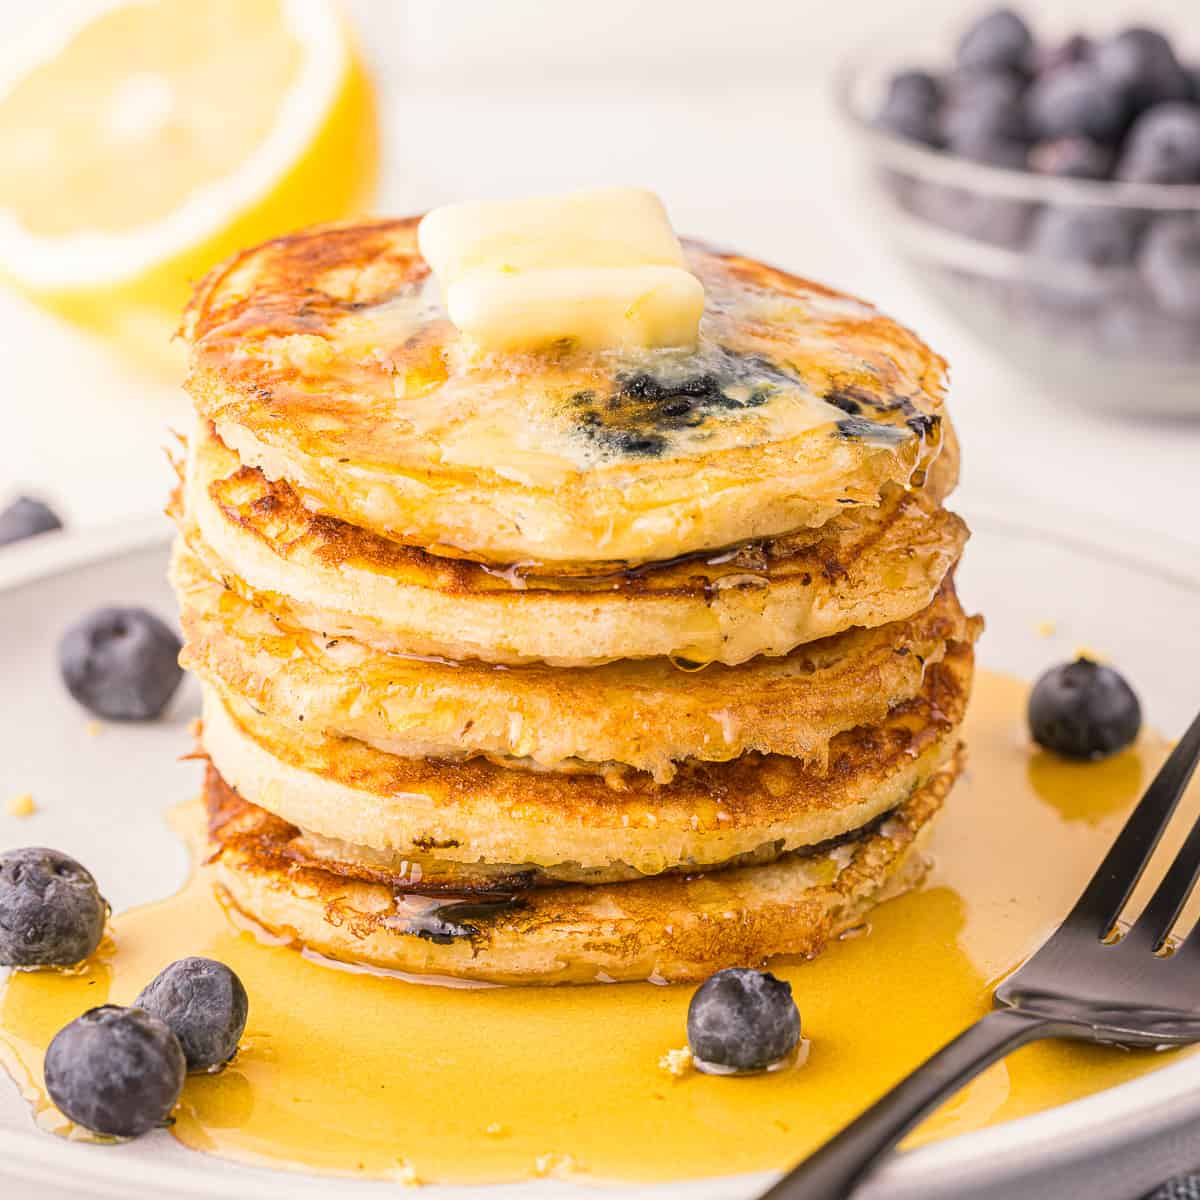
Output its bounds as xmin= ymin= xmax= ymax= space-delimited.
xmin=179 ymin=421 xmax=966 ymax=667
xmin=170 ymin=194 xmax=978 ymax=987
xmin=197 ymin=640 xmax=973 ymax=886
xmin=182 ymin=218 xmax=950 ymax=569
xmin=205 ymin=750 xmax=959 ymax=985
xmin=174 ymin=540 xmax=977 ymax=781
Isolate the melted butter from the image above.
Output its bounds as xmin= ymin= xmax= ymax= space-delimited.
xmin=2 ymin=668 xmax=1195 ymax=1185
xmin=207 ymin=254 xmax=866 ymax=486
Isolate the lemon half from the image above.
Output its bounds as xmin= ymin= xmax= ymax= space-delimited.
xmin=0 ymin=0 xmax=377 ymax=370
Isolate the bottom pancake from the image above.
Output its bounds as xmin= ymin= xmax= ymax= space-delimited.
xmin=198 ymin=639 xmax=973 ymax=882
xmin=205 ymin=751 xmax=961 ymax=986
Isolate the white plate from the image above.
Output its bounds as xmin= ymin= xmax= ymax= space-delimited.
xmin=2 ymin=505 xmax=1200 ymax=1200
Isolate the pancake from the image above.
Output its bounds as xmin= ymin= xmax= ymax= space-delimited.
xmin=206 ymin=749 xmax=959 ymax=985
xmin=181 ymin=423 xmax=968 ymax=667
xmin=175 ymin=540 xmax=979 ymax=781
xmin=198 ymin=639 xmax=974 ymax=880
xmin=202 ymin=763 xmax=837 ymax=893
xmin=182 ymin=218 xmax=951 ymax=568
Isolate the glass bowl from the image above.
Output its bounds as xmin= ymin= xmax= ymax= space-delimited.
xmin=835 ymin=33 xmax=1200 ymax=418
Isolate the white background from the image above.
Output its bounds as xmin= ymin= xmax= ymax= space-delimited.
xmin=0 ymin=0 xmax=1197 ymax=560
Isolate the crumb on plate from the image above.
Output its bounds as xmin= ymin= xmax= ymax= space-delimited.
xmin=534 ymin=1152 xmax=577 ymax=1178
xmin=659 ymin=1046 xmax=694 ymax=1078
xmin=393 ymin=1160 xmax=423 ymax=1187
xmin=7 ymin=793 xmax=35 ymax=817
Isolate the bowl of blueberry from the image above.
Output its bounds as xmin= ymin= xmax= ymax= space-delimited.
xmin=836 ymin=6 xmax=1200 ymax=417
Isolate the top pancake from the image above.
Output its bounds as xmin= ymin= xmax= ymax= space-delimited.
xmin=183 ymin=219 xmax=950 ymax=568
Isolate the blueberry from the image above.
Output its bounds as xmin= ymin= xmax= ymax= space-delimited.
xmin=0 ymin=848 xmax=107 ymax=967
xmin=957 ymin=9 xmax=1033 ymax=74
xmin=1097 ymin=295 xmax=1200 ymax=365
xmin=58 ymin=606 xmax=182 ymax=721
xmin=886 ymin=69 xmax=942 ymax=113
xmin=686 ymin=967 xmax=801 ymax=1074
xmin=1094 ymin=28 xmax=1191 ymax=114
xmin=1116 ymin=103 xmax=1200 ymax=184
xmin=1026 ymin=65 xmax=1129 ymax=144
xmin=1028 ymin=658 xmax=1142 ymax=761
xmin=0 ymin=496 xmax=62 ymax=547
xmin=947 ymin=66 xmax=1026 ymax=107
xmin=1030 ymin=207 xmax=1139 ymax=271
xmin=44 ymin=1006 xmax=185 ymax=1138
xmin=1029 ymin=208 xmax=1139 ymax=307
xmin=876 ymin=101 xmax=940 ymax=147
xmin=942 ymin=86 xmax=1028 ymax=153
xmin=135 ymin=957 xmax=248 ymax=1072
xmin=940 ymin=70 xmax=1031 ymax=165
xmin=1034 ymin=34 xmax=1092 ymax=78
xmin=877 ymin=71 xmax=942 ymax=146
xmin=1028 ymin=137 xmax=1113 ymax=180
xmin=911 ymin=184 xmax=1032 ymax=248
xmin=1140 ymin=218 xmax=1200 ymax=318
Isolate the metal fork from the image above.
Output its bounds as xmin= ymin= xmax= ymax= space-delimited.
xmin=760 ymin=708 xmax=1200 ymax=1200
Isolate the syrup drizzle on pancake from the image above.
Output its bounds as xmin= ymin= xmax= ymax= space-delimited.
xmin=183 ymin=223 xmax=949 ymax=565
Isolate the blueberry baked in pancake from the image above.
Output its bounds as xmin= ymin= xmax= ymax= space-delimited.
xmin=182 ymin=205 xmax=951 ymax=568
xmin=169 ymin=187 xmax=980 ymax=984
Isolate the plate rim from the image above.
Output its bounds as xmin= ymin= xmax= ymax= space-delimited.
xmin=1 ymin=502 xmax=1199 ymax=1198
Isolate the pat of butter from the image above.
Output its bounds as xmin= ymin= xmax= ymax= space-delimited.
xmin=419 ymin=188 xmax=689 ymax=275
xmin=447 ymin=266 xmax=704 ymax=353
xmin=417 ymin=188 xmax=704 ymax=351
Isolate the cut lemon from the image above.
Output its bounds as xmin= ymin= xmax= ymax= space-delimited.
xmin=0 ymin=0 xmax=378 ymax=372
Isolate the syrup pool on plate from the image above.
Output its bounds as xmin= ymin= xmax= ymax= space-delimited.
xmin=1 ymin=668 xmax=1196 ymax=1185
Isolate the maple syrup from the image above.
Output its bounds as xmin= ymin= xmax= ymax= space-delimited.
xmin=0 ymin=668 xmax=1194 ymax=1185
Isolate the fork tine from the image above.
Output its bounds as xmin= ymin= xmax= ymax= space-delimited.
xmin=1064 ymin=708 xmax=1200 ymax=938
xmin=1124 ymin=804 xmax=1200 ymax=953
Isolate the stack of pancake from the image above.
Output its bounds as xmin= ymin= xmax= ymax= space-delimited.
xmin=170 ymin=217 xmax=980 ymax=985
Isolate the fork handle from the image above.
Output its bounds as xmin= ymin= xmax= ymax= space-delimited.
xmin=759 ymin=1008 xmax=1057 ymax=1200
